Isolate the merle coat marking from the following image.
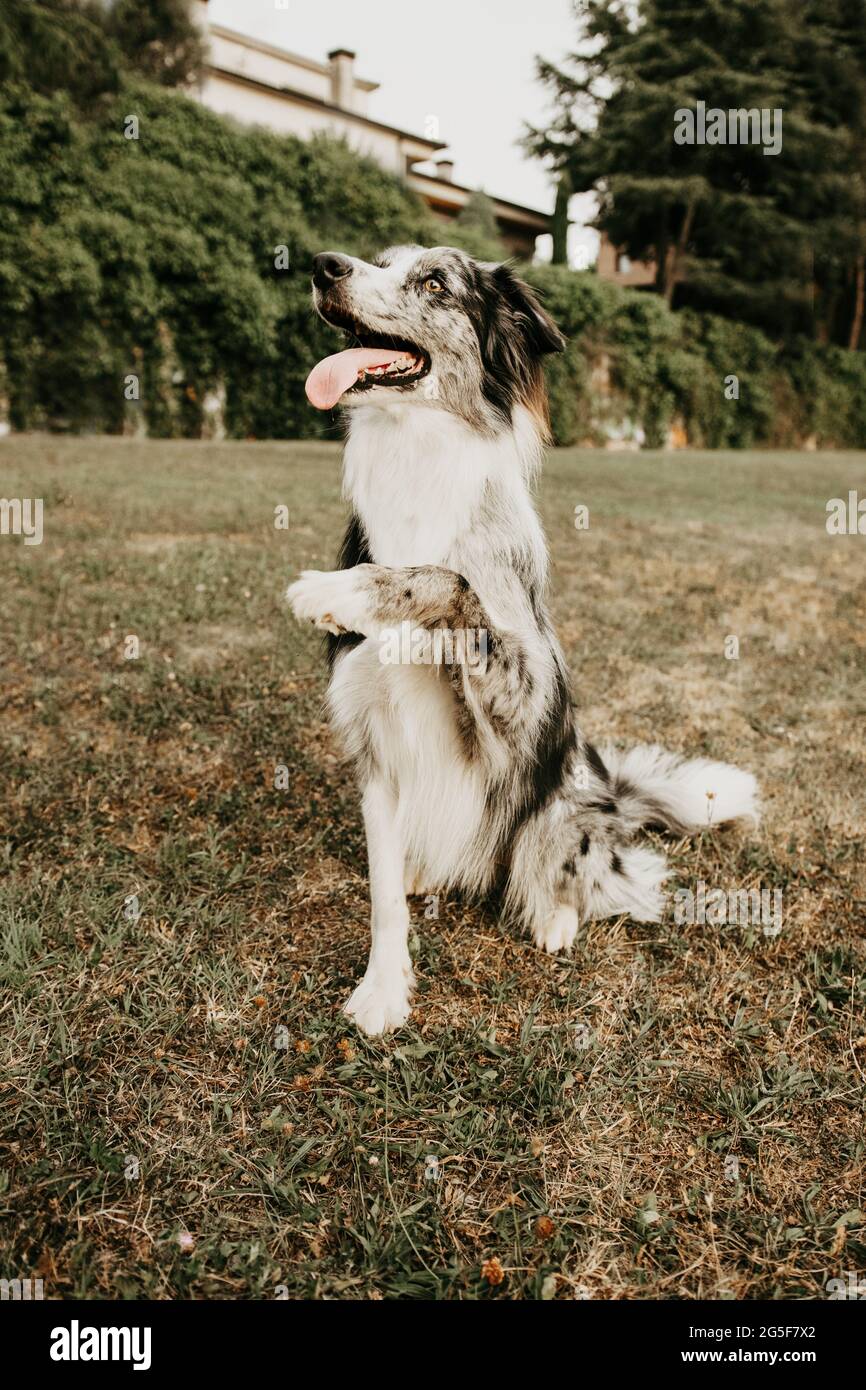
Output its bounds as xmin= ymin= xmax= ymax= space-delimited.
xmin=288 ymin=245 xmax=758 ymax=1035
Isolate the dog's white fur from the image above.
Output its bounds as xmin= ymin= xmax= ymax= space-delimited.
xmin=288 ymin=245 xmax=758 ymax=1034
xmin=295 ymin=408 xmax=543 ymax=1031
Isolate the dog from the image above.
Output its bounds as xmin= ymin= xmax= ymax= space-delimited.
xmin=287 ymin=245 xmax=758 ymax=1036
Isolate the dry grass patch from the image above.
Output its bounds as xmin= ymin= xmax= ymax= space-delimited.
xmin=0 ymin=436 xmax=863 ymax=1300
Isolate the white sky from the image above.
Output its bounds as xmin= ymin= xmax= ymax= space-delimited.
xmin=208 ymin=0 xmax=598 ymax=264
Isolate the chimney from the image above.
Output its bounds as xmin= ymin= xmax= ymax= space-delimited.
xmin=328 ymin=49 xmax=357 ymax=111
xmin=435 ymin=159 xmax=455 ymax=183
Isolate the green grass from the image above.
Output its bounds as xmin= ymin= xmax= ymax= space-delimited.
xmin=1 ymin=436 xmax=865 ymax=1300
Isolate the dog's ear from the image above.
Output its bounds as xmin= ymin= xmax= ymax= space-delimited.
xmin=491 ymin=263 xmax=566 ymax=355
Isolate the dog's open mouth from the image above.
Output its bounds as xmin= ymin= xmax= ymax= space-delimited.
xmin=305 ymin=314 xmax=430 ymax=410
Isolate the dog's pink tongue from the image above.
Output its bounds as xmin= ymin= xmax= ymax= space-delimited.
xmin=305 ymin=347 xmax=414 ymax=409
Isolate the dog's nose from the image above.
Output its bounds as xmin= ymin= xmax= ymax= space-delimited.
xmin=312 ymin=252 xmax=353 ymax=291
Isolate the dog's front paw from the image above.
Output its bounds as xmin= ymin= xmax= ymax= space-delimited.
xmin=343 ymin=969 xmax=413 ymax=1036
xmin=286 ymin=569 xmax=372 ymax=637
xmin=533 ymin=904 xmax=579 ymax=954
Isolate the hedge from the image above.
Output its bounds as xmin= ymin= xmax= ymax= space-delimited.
xmin=2 ymin=78 xmax=864 ymax=448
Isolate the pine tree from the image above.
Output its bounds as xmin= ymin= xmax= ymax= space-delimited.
xmin=526 ymin=0 xmax=866 ymax=342
xmin=551 ymin=171 xmax=572 ymax=264
xmin=799 ymin=0 xmax=866 ymax=347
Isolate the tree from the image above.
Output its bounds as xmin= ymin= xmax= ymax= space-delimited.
xmin=0 ymin=0 xmax=122 ymax=106
xmin=525 ymin=0 xmax=866 ymax=343
xmin=105 ymin=0 xmax=206 ymax=88
xmin=798 ymin=0 xmax=866 ymax=348
xmin=0 ymin=0 xmax=207 ymax=104
xmin=551 ymin=171 xmax=571 ymax=265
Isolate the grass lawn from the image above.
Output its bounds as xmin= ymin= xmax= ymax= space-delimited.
xmin=1 ymin=435 xmax=864 ymax=1300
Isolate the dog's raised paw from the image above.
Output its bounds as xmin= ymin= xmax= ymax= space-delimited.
xmin=343 ymin=970 xmax=412 ymax=1036
xmin=286 ymin=569 xmax=371 ymax=637
xmin=533 ymin=904 xmax=579 ymax=954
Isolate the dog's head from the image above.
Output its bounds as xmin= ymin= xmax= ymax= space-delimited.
xmin=305 ymin=245 xmax=565 ymax=436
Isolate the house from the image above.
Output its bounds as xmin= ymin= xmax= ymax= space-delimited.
xmin=190 ymin=1 xmax=549 ymax=258
xmin=596 ymin=231 xmax=656 ymax=288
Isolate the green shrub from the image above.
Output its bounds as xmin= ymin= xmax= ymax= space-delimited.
xmin=526 ymin=267 xmax=866 ymax=448
xmin=1 ymin=77 xmax=864 ymax=446
xmin=0 ymin=80 xmax=444 ymax=437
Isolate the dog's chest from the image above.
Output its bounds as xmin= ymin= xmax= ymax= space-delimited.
xmin=343 ymin=408 xmax=489 ymax=566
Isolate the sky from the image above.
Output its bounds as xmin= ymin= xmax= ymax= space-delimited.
xmin=208 ymin=0 xmax=598 ymax=263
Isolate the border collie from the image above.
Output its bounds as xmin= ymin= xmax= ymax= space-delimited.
xmin=288 ymin=245 xmax=758 ymax=1036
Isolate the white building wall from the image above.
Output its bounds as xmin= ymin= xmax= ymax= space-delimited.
xmin=197 ymin=74 xmax=406 ymax=175
xmin=207 ymin=32 xmax=332 ymax=104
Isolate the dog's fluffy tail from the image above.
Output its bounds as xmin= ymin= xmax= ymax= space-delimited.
xmin=597 ymin=743 xmax=759 ymax=836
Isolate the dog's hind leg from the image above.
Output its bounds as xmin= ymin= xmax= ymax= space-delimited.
xmin=343 ymin=778 xmax=415 ymax=1036
xmin=508 ymin=788 xmax=671 ymax=951
xmin=505 ymin=802 xmax=581 ymax=954
xmin=534 ymin=902 xmax=579 ymax=954
xmin=581 ymin=840 xmax=669 ymax=924
xmin=524 ymin=835 xmax=668 ymax=950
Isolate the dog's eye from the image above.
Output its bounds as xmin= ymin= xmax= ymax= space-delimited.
xmin=423 ymin=276 xmax=446 ymax=294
